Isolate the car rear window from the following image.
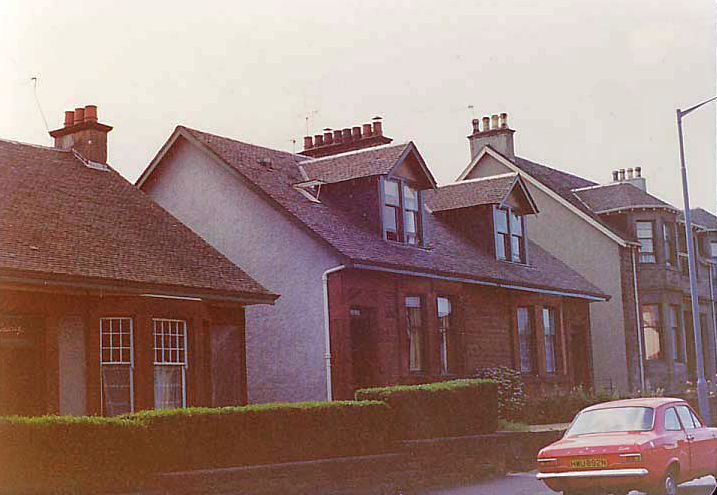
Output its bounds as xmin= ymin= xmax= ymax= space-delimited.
xmin=567 ymin=407 xmax=654 ymax=436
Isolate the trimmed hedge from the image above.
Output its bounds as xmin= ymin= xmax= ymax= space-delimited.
xmin=129 ymin=400 xmax=394 ymax=472
xmin=355 ymin=379 xmax=498 ymax=439
xmin=516 ymin=387 xmax=621 ymax=424
xmin=0 ymin=415 xmax=149 ymax=494
xmin=474 ymin=367 xmax=527 ymax=420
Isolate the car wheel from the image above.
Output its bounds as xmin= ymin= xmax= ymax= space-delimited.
xmin=649 ymin=469 xmax=678 ymax=495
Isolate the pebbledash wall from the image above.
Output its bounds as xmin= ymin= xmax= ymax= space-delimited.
xmin=465 ymin=154 xmax=634 ymax=392
xmin=142 ymin=137 xmax=341 ymax=403
xmin=327 ymin=268 xmax=593 ymax=400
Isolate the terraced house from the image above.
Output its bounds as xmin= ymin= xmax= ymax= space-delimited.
xmin=459 ymin=113 xmax=717 ymax=393
xmin=0 ymin=106 xmax=276 ymax=416
xmin=138 ymin=118 xmax=607 ymax=402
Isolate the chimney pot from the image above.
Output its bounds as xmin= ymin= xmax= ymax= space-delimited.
xmin=372 ymin=117 xmax=383 ymax=136
xmin=362 ymin=123 xmax=372 ymax=137
xmin=471 ymin=119 xmax=480 ymax=134
xmin=352 ymin=126 xmax=361 ymax=140
xmin=84 ymin=105 xmax=97 ymax=122
xmin=342 ymin=128 xmax=352 ymax=141
xmin=64 ymin=111 xmax=74 ymax=128
xmin=612 ymin=170 xmax=619 ymax=182
xmin=314 ymin=134 xmax=323 ymax=147
xmin=635 ymin=166 xmax=642 ymax=178
xmin=626 ymin=167 xmax=634 ymax=179
xmin=333 ymin=129 xmax=343 ymax=143
xmin=499 ymin=112 xmax=508 ymax=128
xmin=73 ymin=107 xmax=85 ymax=125
xmin=303 ymin=136 xmax=313 ymax=149
xmin=619 ymin=169 xmax=626 ymax=181
xmin=323 ymin=129 xmax=333 ymax=145
xmin=482 ymin=116 xmax=490 ymax=132
xmin=491 ymin=114 xmax=499 ymax=130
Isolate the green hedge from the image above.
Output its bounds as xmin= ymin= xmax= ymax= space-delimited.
xmin=130 ymin=400 xmax=394 ymax=472
xmin=516 ymin=387 xmax=622 ymax=424
xmin=0 ymin=415 xmax=149 ymax=494
xmin=355 ymin=379 xmax=498 ymax=439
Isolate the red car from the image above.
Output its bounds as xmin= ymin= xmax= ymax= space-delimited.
xmin=536 ymin=397 xmax=717 ymax=495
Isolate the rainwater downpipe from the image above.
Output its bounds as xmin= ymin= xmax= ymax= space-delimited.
xmin=631 ymin=248 xmax=646 ymax=392
xmin=322 ymin=265 xmax=346 ymax=401
xmin=709 ymin=264 xmax=717 ymax=374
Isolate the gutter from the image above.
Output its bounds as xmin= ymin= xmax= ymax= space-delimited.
xmin=631 ymin=248 xmax=646 ymax=392
xmin=352 ymin=263 xmax=608 ymax=302
xmin=322 ymin=265 xmax=346 ymax=401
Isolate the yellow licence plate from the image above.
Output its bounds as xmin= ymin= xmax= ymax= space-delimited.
xmin=570 ymin=458 xmax=608 ymax=469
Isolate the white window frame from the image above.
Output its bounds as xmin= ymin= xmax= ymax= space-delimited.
xmin=437 ymin=296 xmax=452 ymax=375
xmin=99 ymin=317 xmax=135 ymax=415
xmin=152 ymin=318 xmax=189 ymax=409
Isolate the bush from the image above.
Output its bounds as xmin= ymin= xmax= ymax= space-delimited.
xmin=130 ymin=400 xmax=394 ymax=472
xmin=474 ymin=367 xmax=527 ymax=420
xmin=517 ymin=386 xmax=621 ymax=424
xmin=0 ymin=415 xmax=149 ymax=494
xmin=355 ymin=379 xmax=498 ymax=439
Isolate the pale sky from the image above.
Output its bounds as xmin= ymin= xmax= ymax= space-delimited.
xmin=1 ymin=0 xmax=715 ymax=211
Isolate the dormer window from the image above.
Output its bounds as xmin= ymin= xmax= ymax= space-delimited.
xmin=382 ymin=178 xmax=422 ymax=245
xmin=494 ymin=206 xmax=525 ymax=263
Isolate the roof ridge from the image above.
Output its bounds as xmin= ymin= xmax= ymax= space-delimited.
xmin=514 ymin=155 xmax=598 ymax=186
xmin=299 ymin=141 xmax=408 ymax=164
xmin=440 ymin=172 xmax=517 ymax=188
xmin=0 ymin=137 xmax=73 ymax=153
xmin=179 ymin=125 xmax=307 ymax=160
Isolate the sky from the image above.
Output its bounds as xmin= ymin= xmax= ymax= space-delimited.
xmin=1 ymin=0 xmax=715 ymax=211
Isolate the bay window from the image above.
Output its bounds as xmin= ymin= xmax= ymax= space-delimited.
xmin=100 ymin=317 xmax=134 ymax=416
xmin=382 ymin=178 xmax=422 ymax=245
xmin=636 ymin=221 xmax=655 ymax=263
xmin=437 ymin=297 xmax=452 ymax=375
xmin=642 ymin=305 xmax=661 ymax=361
xmin=405 ymin=296 xmax=424 ymax=372
xmin=542 ymin=307 xmax=558 ymax=373
xmin=494 ymin=206 xmax=525 ymax=263
xmin=517 ymin=307 xmax=536 ymax=373
xmin=153 ymin=318 xmax=188 ymax=410
xmin=663 ymin=222 xmax=677 ymax=267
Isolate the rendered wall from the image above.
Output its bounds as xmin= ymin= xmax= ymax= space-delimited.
xmin=143 ymin=138 xmax=342 ymax=403
xmin=465 ymin=155 xmax=631 ymax=391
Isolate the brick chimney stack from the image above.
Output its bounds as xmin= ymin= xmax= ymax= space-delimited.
xmin=49 ymin=105 xmax=113 ymax=164
xmin=301 ymin=117 xmax=392 ymax=158
xmin=467 ymin=112 xmax=515 ymax=161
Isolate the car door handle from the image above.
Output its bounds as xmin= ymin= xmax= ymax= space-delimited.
xmin=686 ymin=435 xmax=695 ymax=441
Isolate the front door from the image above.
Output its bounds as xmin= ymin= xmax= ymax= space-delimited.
xmin=350 ymin=308 xmax=375 ymax=391
xmin=0 ymin=316 xmax=46 ymax=415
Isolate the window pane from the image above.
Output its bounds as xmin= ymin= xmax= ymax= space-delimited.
xmin=642 ymin=305 xmax=661 ymax=361
xmin=496 ymin=233 xmax=507 ymax=260
xmin=636 ymin=221 xmax=653 ymax=238
xmin=511 ymin=235 xmax=523 ymax=263
xmin=676 ymin=406 xmax=696 ymax=429
xmin=510 ymin=213 xmax=522 ymax=235
xmin=154 ymin=367 xmax=184 ymax=410
xmin=403 ymin=185 xmax=418 ymax=211
xmin=383 ymin=205 xmax=398 ymax=237
xmin=384 ymin=180 xmax=400 ymax=206
xmin=495 ymin=209 xmax=508 ymax=233
xmin=102 ymin=365 xmax=132 ymax=417
xmin=689 ymin=410 xmax=703 ymax=428
xmin=406 ymin=297 xmax=423 ymax=371
xmin=664 ymin=408 xmax=682 ymax=431
xmin=517 ymin=307 xmax=534 ymax=373
xmin=543 ymin=307 xmax=556 ymax=373
xmin=437 ymin=297 xmax=451 ymax=375
xmin=711 ymin=241 xmax=717 ymax=258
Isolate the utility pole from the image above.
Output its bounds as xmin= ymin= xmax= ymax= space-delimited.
xmin=676 ymin=95 xmax=716 ymax=423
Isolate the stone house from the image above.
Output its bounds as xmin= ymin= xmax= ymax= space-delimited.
xmin=138 ymin=119 xmax=607 ymax=402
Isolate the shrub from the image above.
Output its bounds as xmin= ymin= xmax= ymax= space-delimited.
xmin=517 ymin=386 xmax=621 ymax=424
xmin=355 ymin=379 xmax=498 ymax=439
xmin=0 ymin=415 xmax=149 ymax=494
xmin=474 ymin=366 xmax=527 ymax=420
xmin=130 ymin=400 xmax=394 ymax=472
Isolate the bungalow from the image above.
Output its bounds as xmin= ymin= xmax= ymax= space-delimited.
xmin=137 ymin=118 xmax=607 ymax=402
xmin=0 ymin=106 xmax=276 ymax=416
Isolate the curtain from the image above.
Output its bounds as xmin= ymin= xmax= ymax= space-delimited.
xmin=102 ymin=365 xmax=131 ymax=417
xmin=154 ymin=366 xmax=183 ymax=410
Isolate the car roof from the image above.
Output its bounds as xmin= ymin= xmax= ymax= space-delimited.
xmin=583 ymin=397 xmax=686 ymax=411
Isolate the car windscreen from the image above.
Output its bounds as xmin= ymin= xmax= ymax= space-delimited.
xmin=566 ymin=407 xmax=654 ymax=436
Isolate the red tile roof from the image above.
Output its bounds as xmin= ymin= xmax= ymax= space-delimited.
xmin=0 ymin=138 xmax=275 ymax=302
xmin=427 ymin=174 xmax=519 ymax=212
xmin=159 ymin=127 xmax=606 ymax=300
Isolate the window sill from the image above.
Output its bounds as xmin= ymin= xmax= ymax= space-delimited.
xmin=383 ymin=238 xmax=432 ymax=251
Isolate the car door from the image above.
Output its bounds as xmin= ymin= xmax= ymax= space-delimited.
xmin=675 ymin=404 xmax=715 ymax=477
xmin=662 ymin=406 xmax=691 ymax=480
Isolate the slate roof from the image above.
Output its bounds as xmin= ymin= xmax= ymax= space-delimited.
xmin=300 ymin=143 xmax=409 ymax=183
xmin=161 ymin=127 xmax=606 ymax=300
xmin=573 ymin=182 xmax=676 ymax=214
xmin=427 ymin=174 xmax=519 ymax=212
xmin=0 ymin=138 xmax=275 ymax=302
xmin=689 ymin=208 xmax=717 ymax=231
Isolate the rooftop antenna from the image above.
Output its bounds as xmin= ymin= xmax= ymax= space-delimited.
xmin=290 ymin=138 xmax=296 ymax=154
xmin=30 ymin=76 xmax=50 ymax=133
xmin=467 ymin=104 xmax=477 ymax=120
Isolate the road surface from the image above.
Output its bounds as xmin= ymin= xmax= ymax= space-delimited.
xmin=421 ymin=472 xmax=717 ymax=495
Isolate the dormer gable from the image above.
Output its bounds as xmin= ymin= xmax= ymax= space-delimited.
xmin=428 ymin=173 xmax=537 ymax=215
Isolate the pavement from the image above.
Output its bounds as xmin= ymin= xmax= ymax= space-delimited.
xmin=420 ymin=472 xmax=717 ymax=495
